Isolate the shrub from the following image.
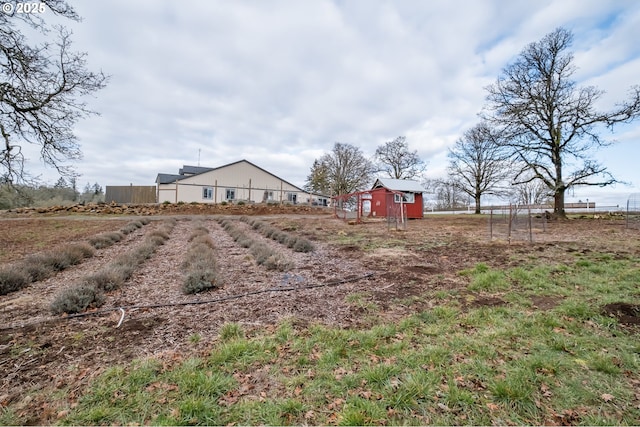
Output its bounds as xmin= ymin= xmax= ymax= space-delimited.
xmin=292 ymin=238 xmax=315 ymax=253
xmin=237 ymin=236 xmax=253 ymax=248
xmin=111 ymin=255 xmax=139 ymax=280
xmin=188 ymin=226 xmax=209 ymax=241
xmin=182 ymin=244 xmax=217 ymax=270
xmin=84 ymin=267 xmax=126 ymax=292
xmin=145 ymin=235 xmax=167 ymax=247
xmin=147 ymin=229 xmax=170 ymax=241
xmin=21 ymin=254 xmax=54 ymax=282
xmin=221 ymin=220 xmax=234 ymax=232
xmin=67 ymin=242 xmax=95 ymax=260
xmin=250 ymin=243 xmax=271 ymax=265
xmin=262 ymin=253 xmax=293 ymax=271
xmin=181 ymin=224 xmax=220 ymax=294
xmin=50 ymin=284 xmax=105 ymax=315
xmin=191 ymin=235 xmax=214 ymax=248
xmin=249 ymin=242 xmax=292 ymax=271
xmin=131 ymin=242 xmax=157 ymax=262
xmin=88 ymin=232 xmax=124 ymax=249
xmin=285 ymin=235 xmax=298 ymax=248
xmin=164 ymin=218 xmax=178 ymax=226
xmin=220 ymin=219 xmax=293 ymax=271
xmin=275 ymin=232 xmax=288 ymax=245
xmin=247 ymin=218 xmax=315 ymax=253
xmin=44 ymin=244 xmax=92 ymax=271
xmin=0 ymin=266 xmax=30 ymax=295
xmin=183 ymin=268 xmax=220 ymax=294
xmin=121 ymin=220 xmax=144 ymax=235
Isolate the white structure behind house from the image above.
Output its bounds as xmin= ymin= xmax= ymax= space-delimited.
xmin=156 ymin=159 xmax=328 ymax=206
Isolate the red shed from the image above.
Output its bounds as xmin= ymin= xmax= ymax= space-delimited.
xmin=367 ymin=178 xmax=426 ymax=219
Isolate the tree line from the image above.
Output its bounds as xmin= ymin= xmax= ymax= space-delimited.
xmin=0 ymin=178 xmax=104 ymax=209
xmin=305 ymin=28 xmax=640 ymax=217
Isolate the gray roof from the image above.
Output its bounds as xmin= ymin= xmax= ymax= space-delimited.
xmin=156 ymin=173 xmax=182 ymax=184
xmin=179 ymin=165 xmax=215 ymax=175
xmin=373 ymin=178 xmax=426 ymax=193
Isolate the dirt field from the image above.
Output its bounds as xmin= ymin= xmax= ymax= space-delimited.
xmin=0 ymin=211 xmax=638 ymax=424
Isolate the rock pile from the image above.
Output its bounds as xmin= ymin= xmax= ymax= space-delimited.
xmin=2 ymin=202 xmax=331 ymax=216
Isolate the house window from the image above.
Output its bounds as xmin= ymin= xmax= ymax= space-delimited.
xmin=394 ymin=193 xmax=415 ymax=203
xmin=286 ymin=192 xmax=297 ymax=204
xmin=202 ymin=187 xmax=213 ymax=200
xmin=263 ymin=190 xmax=274 ymax=201
xmin=225 ymin=188 xmax=235 ymax=201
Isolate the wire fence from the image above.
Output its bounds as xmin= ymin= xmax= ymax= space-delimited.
xmin=627 ymin=193 xmax=640 ymax=230
xmin=333 ymin=193 xmax=361 ymax=223
xmin=384 ymin=192 xmax=408 ymax=231
xmin=487 ymin=205 xmax=549 ymax=243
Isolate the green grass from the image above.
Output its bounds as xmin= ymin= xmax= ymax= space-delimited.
xmin=49 ymin=249 xmax=640 ymax=425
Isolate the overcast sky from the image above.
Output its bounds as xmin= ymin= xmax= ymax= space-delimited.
xmin=19 ymin=0 xmax=640 ymax=206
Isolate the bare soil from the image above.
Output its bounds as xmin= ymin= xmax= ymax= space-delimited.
xmin=0 ymin=212 xmax=638 ymax=424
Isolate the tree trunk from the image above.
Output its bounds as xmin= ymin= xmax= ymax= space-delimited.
xmin=554 ymin=187 xmax=566 ymax=218
xmin=475 ymin=195 xmax=481 ymax=214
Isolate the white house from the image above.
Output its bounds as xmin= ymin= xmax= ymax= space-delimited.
xmin=156 ymin=159 xmax=328 ymax=205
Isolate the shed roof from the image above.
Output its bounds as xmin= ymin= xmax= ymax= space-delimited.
xmin=372 ymin=178 xmax=426 ymax=193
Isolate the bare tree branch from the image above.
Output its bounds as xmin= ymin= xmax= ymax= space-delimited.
xmin=0 ymin=1 xmax=107 ymax=184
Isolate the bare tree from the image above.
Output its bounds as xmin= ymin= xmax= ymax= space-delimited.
xmin=433 ymin=179 xmax=469 ymax=210
xmin=305 ymin=142 xmax=375 ymax=196
xmin=483 ymin=27 xmax=640 ymax=217
xmin=447 ymin=122 xmax=511 ymax=214
xmin=375 ymin=136 xmax=427 ymax=180
xmin=509 ymin=171 xmax=552 ymax=206
xmin=1 ymin=0 xmax=108 ymax=183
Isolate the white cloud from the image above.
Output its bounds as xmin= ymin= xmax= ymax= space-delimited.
xmin=9 ymin=0 xmax=637 ymax=203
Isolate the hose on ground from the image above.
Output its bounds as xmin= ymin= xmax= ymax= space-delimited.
xmin=2 ymin=272 xmax=375 ymax=330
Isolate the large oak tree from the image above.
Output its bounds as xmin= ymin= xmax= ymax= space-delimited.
xmin=375 ymin=136 xmax=426 ymax=180
xmin=483 ymin=27 xmax=640 ymax=217
xmin=1 ymin=0 xmax=108 ymax=183
xmin=305 ymin=142 xmax=375 ymax=196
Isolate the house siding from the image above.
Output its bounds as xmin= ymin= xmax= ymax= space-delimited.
xmin=156 ymin=160 xmax=323 ymax=205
